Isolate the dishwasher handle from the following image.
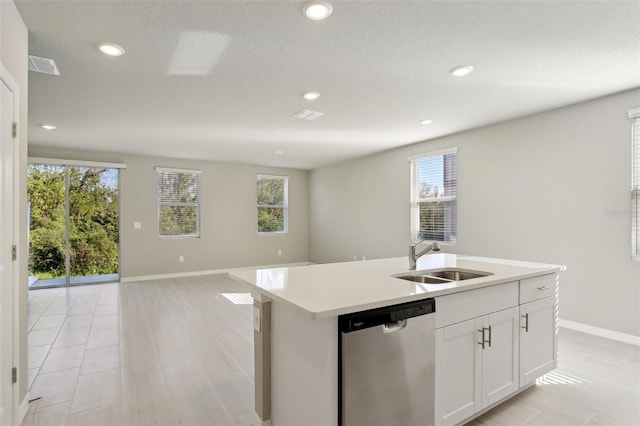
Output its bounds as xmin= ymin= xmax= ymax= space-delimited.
xmin=382 ymin=319 xmax=408 ymax=333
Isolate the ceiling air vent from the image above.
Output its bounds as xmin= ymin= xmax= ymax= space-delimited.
xmin=293 ymin=109 xmax=324 ymax=121
xmin=28 ymin=55 xmax=60 ymax=75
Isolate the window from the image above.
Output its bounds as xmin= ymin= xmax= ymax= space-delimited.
xmin=410 ymin=148 xmax=457 ymax=243
xmin=257 ymin=174 xmax=288 ymax=234
xmin=156 ymin=167 xmax=201 ymax=238
xmin=630 ymin=108 xmax=640 ymax=260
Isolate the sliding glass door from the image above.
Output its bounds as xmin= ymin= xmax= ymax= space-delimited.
xmin=68 ymin=166 xmax=119 ymax=284
xmin=27 ymin=164 xmax=67 ymax=287
xmin=28 ymin=163 xmax=120 ymax=289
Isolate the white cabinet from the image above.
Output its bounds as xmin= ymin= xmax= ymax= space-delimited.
xmin=435 ymin=299 xmax=519 ymax=426
xmin=435 ymin=283 xmax=519 ymax=425
xmin=480 ymin=308 xmax=519 ymax=407
xmin=519 ymin=293 xmax=557 ymax=387
xmin=435 ymin=274 xmax=559 ymax=426
xmin=435 ymin=318 xmax=479 ymax=426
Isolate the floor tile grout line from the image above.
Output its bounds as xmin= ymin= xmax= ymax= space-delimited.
xmin=28 ymin=324 xmax=64 ymax=376
xmin=67 ymin=369 xmax=123 ymax=417
xmin=28 ymin=289 xmax=61 ymax=332
xmin=26 ymin=365 xmax=80 ymax=414
xmin=579 ymin=412 xmax=599 ymax=426
xmin=28 ymin=291 xmax=97 ymax=418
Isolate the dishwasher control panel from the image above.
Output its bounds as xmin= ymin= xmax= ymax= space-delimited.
xmin=339 ymin=298 xmax=435 ymax=333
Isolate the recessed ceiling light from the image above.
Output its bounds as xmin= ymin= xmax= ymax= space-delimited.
xmin=419 ymin=119 xmax=433 ymax=125
xmin=98 ymin=43 xmax=125 ymax=57
xmin=450 ymin=65 xmax=474 ymax=77
xmin=274 ymin=150 xmax=284 ymax=155
xmin=41 ymin=124 xmax=57 ymax=130
xmin=303 ymin=91 xmax=320 ymax=100
xmin=304 ymin=2 xmax=333 ymax=20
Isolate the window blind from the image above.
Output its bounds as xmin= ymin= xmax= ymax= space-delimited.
xmin=155 ymin=167 xmax=201 ymax=238
xmin=409 ymin=148 xmax=457 ymax=243
xmin=631 ymin=111 xmax=640 ymax=260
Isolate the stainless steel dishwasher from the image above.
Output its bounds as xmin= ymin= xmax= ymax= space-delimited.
xmin=338 ymin=298 xmax=436 ymax=426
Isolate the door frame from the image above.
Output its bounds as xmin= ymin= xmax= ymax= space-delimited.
xmin=1 ymin=62 xmax=22 ymax=426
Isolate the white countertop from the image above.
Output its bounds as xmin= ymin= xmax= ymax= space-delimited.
xmin=229 ymin=253 xmax=564 ymax=318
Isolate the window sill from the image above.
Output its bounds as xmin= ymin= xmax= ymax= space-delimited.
xmin=257 ymin=232 xmax=288 ymax=237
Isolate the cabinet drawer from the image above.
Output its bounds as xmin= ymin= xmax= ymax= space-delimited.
xmin=436 ymin=282 xmax=518 ymax=328
xmin=519 ymin=274 xmax=557 ymax=304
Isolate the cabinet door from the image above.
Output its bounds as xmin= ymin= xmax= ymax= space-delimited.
xmin=520 ymin=296 xmax=557 ymax=387
xmin=435 ymin=318 xmax=482 ymax=426
xmin=481 ymin=307 xmax=519 ymax=407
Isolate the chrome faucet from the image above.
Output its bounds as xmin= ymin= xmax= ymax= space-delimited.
xmin=409 ymin=240 xmax=441 ymax=270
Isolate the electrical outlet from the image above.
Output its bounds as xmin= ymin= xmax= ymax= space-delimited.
xmin=133 ymin=221 xmax=141 ymax=229
xmin=277 ymin=249 xmax=282 ymax=256
xmin=179 ymin=255 xmax=184 ymax=263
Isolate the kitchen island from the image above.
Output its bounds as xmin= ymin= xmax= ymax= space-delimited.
xmin=229 ymin=253 xmax=564 ymax=426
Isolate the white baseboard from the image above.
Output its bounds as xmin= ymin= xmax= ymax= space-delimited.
xmin=120 ymin=261 xmax=311 ymax=283
xmin=18 ymin=392 xmax=30 ymax=424
xmin=559 ymin=319 xmax=640 ymax=346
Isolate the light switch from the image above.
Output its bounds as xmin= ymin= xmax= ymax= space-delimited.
xmin=133 ymin=221 xmax=142 ymax=229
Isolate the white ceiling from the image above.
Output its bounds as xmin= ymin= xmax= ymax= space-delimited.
xmin=15 ymin=1 xmax=640 ymax=170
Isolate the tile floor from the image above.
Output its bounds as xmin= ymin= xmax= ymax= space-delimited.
xmin=23 ymin=275 xmax=253 ymax=426
xmin=22 ymin=275 xmax=640 ymax=426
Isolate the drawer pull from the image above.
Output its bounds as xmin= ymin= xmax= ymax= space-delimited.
xmin=478 ymin=327 xmax=491 ymax=349
xmin=522 ymin=313 xmax=529 ymax=332
xmin=536 ymin=286 xmax=550 ymax=291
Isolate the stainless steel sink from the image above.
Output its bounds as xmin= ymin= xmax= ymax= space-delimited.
xmin=393 ymin=268 xmax=493 ymax=284
xmin=423 ymin=270 xmax=491 ymax=281
xmin=394 ymin=275 xmax=451 ymax=284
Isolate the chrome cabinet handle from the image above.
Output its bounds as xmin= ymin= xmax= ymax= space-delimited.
xmin=537 ymin=286 xmax=550 ymax=291
xmin=486 ymin=326 xmax=492 ymax=347
xmin=522 ymin=313 xmax=529 ymax=332
xmin=478 ymin=328 xmax=486 ymax=349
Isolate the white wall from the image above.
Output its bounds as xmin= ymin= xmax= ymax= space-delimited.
xmin=28 ymin=147 xmax=310 ymax=279
xmin=309 ymin=89 xmax=640 ymax=337
xmin=1 ymin=0 xmax=29 ymax=408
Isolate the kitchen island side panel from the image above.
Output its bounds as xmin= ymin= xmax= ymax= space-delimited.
xmin=271 ymin=301 xmax=339 ymax=426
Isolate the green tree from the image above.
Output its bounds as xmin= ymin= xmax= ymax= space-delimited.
xmin=28 ymin=165 xmax=120 ymax=279
xmin=158 ymin=171 xmax=199 ymax=236
xmin=68 ymin=167 xmax=119 ymax=276
xmin=257 ymin=177 xmax=286 ymax=232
